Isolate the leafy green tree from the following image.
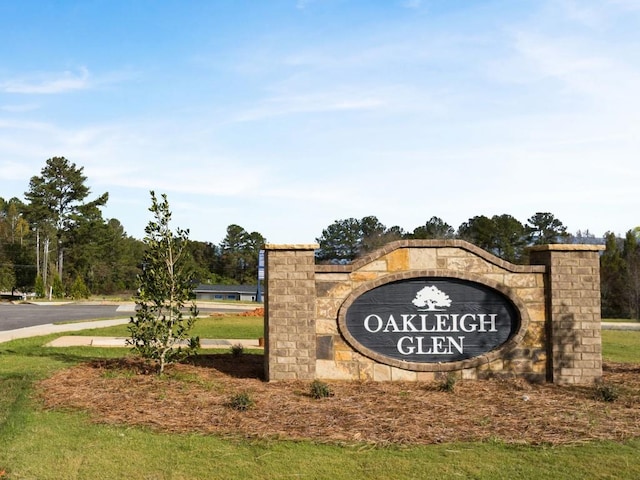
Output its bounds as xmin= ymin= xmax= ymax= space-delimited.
xmin=34 ymin=274 xmax=45 ymax=298
xmin=527 ymin=212 xmax=569 ymax=245
xmin=622 ymin=230 xmax=640 ymax=320
xmin=24 ymin=157 xmax=108 ymax=285
xmin=219 ymin=225 xmax=265 ymax=284
xmin=0 ymin=198 xmax=36 ymax=292
xmin=63 ymin=203 xmax=108 ymax=291
xmin=360 ymin=216 xmax=405 ymax=253
xmin=3 ymin=242 xmax=36 ymax=292
xmin=51 ymin=274 xmax=64 ymax=298
xmin=600 ymin=232 xmax=627 ymax=318
xmin=64 ymin=213 xmax=143 ymax=295
xmin=411 ymin=216 xmax=455 ymax=239
xmin=359 ymin=216 xmax=387 ymax=252
xmin=128 ymin=192 xmax=199 ymax=374
xmin=458 ymin=214 xmax=528 ymax=263
xmin=243 ymin=230 xmax=266 ymax=280
xmin=457 ymin=215 xmax=494 ymax=250
xmin=96 ymin=219 xmax=144 ymax=293
xmin=185 ymin=241 xmax=219 ymax=283
xmin=0 ymin=198 xmax=30 ymax=245
xmin=491 ymin=214 xmax=529 ymax=263
xmin=0 ymin=263 xmax=15 ymax=292
xmin=315 ymin=216 xmax=403 ymax=263
xmin=69 ymin=275 xmax=90 ymax=299
xmin=316 ymin=218 xmax=362 ymax=263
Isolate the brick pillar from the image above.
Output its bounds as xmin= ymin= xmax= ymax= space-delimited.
xmin=264 ymin=244 xmax=318 ymax=381
xmin=529 ymin=244 xmax=605 ymax=385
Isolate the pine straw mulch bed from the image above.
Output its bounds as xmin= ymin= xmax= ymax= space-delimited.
xmin=37 ymin=356 xmax=640 ymax=446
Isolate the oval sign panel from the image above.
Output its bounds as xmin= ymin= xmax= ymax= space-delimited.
xmin=344 ymin=278 xmax=520 ymax=364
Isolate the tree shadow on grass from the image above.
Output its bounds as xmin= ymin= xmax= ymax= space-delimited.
xmin=0 ymin=344 xmax=132 ymax=370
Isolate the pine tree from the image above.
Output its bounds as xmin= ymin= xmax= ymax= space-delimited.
xmin=70 ymin=275 xmax=90 ymax=299
xmin=51 ymin=274 xmax=64 ymax=299
xmin=34 ymin=274 xmax=45 ymax=298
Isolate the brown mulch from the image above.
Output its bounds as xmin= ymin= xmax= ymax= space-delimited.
xmin=37 ymin=357 xmax=640 ymax=446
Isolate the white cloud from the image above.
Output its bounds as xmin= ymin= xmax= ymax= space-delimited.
xmin=0 ymin=160 xmax=36 ymax=182
xmin=402 ymin=0 xmax=422 ymax=9
xmin=233 ymin=89 xmax=384 ymax=122
xmin=1 ymin=1 xmax=639 ymax=242
xmin=510 ymin=31 xmax=636 ymax=102
xmin=0 ymin=67 xmax=91 ymax=94
xmin=559 ymin=0 xmax=640 ymax=28
xmin=296 ymin=0 xmax=314 ymax=10
xmin=0 ymin=103 xmax=40 ymax=113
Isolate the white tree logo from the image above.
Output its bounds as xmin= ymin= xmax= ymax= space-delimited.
xmin=412 ymin=285 xmax=452 ymax=311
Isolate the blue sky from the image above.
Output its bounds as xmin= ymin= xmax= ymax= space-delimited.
xmin=1 ymin=0 xmax=638 ymax=244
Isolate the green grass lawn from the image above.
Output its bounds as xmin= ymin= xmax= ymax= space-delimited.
xmin=71 ymin=315 xmax=264 ymax=339
xmin=602 ymin=329 xmax=640 ymax=363
xmin=1 ymin=323 xmax=639 ymax=479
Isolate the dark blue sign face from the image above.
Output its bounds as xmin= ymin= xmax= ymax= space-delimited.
xmin=344 ymin=278 xmax=520 ymax=364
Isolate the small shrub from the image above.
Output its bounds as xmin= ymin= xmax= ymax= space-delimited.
xmin=231 ymin=343 xmax=244 ymax=357
xmin=227 ymin=392 xmax=254 ymax=411
xmin=594 ymin=381 xmax=619 ymax=402
xmin=309 ymin=380 xmax=333 ymax=399
xmin=70 ymin=275 xmax=91 ymax=299
xmin=438 ymin=372 xmax=458 ymax=393
xmin=52 ymin=274 xmax=65 ymax=299
xmin=34 ymin=275 xmax=45 ymax=298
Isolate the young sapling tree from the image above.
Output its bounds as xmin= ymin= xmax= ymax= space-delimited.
xmin=128 ymin=191 xmax=199 ymax=374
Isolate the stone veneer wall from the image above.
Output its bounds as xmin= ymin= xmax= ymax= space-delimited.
xmin=314 ymin=240 xmax=547 ymax=383
xmin=529 ymin=244 xmax=605 ymax=385
xmin=264 ymin=240 xmax=604 ymax=385
xmin=263 ymin=244 xmax=318 ymax=381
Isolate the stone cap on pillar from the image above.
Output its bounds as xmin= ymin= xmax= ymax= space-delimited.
xmin=529 ymin=244 xmax=605 ymax=252
xmin=264 ymin=243 xmax=319 ymax=250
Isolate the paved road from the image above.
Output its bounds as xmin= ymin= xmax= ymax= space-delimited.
xmin=0 ymin=303 xmax=256 ymax=332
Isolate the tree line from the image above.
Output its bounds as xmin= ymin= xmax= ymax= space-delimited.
xmin=0 ymin=157 xmax=264 ymax=298
xmin=315 ymin=215 xmax=639 ymax=320
xmin=315 ymin=213 xmax=576 ymax=264
xmin=1 ymin=157 xmax=638 ymax=319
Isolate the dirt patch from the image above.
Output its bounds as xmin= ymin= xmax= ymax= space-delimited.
xmin=209 ymin=307 xmax=264 ymax=318
xmin=37 ymin=357 xmax=640 ymax=446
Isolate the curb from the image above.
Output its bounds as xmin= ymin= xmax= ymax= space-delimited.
xmin=44 ymin=336 xmax=263 ymax=349
xmin=602 ymin=322 xmax=640 ymax=331
xmin=0 ymin=318 xmax=130 ymax=344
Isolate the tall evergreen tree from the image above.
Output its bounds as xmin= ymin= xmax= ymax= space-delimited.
xmin=411 ymin=216 xmax=455 ymax=239
xmin=24 ymin=157 xmax=108 ymax=285
xmin=458 ymin=214 xmax=528 ymax=263
xmin=218 ymin=224 xmax=265 ymax=283
xmin=457 ymin=215 xmax=495 ymax=251
xmin=315 ymin=216 xmax=403 ymax=263
xmin=491 ymin=214 xmax=528 ymax=263
xmin=360 ymin=216 xmax=404 ymax=253
xmin=0 ymin=197 xmax=36 ymax=292
xmin=527 ymin=212 xmax=570 ymax=245
xmin=315 ymin=218 xmax=362 ymax=263
xmin=623 ymin=230 xmax=640 ymax=320
xmin=600 ymin=232 xmax=626 ymax=318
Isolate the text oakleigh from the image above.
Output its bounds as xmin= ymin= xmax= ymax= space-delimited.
xmin=344 ymin=282 xmax=518 ymax=363
xmin=362 ymin=312 xmax=499 ymax=356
